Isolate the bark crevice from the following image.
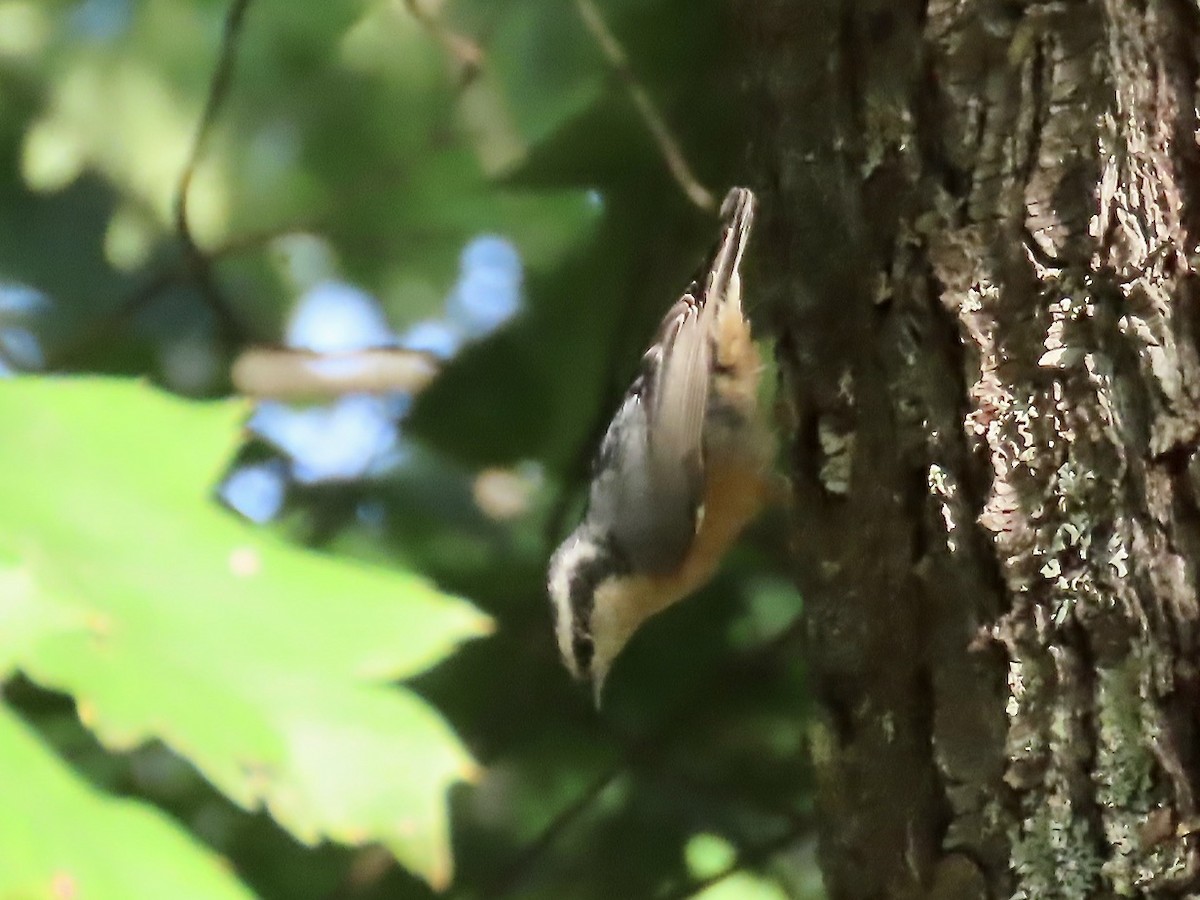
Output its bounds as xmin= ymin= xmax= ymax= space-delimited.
xmin=747 ymin=0 xmax=1200 ymax=896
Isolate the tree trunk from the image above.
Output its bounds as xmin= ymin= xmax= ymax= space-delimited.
xmin=745 ymin=1 xmax=1200 ymax=896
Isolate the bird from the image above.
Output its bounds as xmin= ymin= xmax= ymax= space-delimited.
xmin=547 ymin=187 xmax=775 ymax=706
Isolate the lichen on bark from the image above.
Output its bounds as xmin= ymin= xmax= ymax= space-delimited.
xmin=746 ymin=0 xmax=1200 ymax=896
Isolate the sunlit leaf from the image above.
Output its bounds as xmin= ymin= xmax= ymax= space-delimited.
xmin=0 ymin=703 xmax=256 ymax=900
xmin=0 ymin=377 xmax=490 ymax=888
xmin=693 ymin=873 xmax=791 ymax=900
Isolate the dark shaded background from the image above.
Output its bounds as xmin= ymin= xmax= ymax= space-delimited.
xmin=0 ymin=1 xmax=820 ymax=897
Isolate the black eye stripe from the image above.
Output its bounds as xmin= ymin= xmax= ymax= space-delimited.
xmin=572 ymin=633 xmax=595 ymax=672
xmin=564 ymin=537 xmax=629 ymax=678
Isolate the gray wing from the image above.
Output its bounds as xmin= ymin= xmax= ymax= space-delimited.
xmin=585 ymin=298 xmax=710 ymax=574
xmin=583 ymin=187 xmax=756 ymax=575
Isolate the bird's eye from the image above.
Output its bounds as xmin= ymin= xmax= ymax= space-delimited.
xmin=572 ymin=633 xmax=595 ymax=674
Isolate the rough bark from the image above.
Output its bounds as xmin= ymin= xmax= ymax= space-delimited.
xmin=744 ymin=1 xmax=1200 ymax=897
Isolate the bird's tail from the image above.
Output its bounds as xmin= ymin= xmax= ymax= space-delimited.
xmin=704 ymin=187 xmax=756 ymax=309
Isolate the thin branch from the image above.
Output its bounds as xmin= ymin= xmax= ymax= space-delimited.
xmin=654 ymin=768 xmax=813 ymax=835
xmin=174 ymin=0 xmax=255 ymax=345
xmin=573 ymin=0 xmax=715 ymax=212
xmin=47 ymin=266 xmax=186 ymax=369
xmin=488 ymin=611 xmax=807 ymax=897
xmin=51 ymin=0 xmax=260 ymax=368
xmin=485 ymin=765 xmax=624 ymax=897
xmin=230 ymin=347 xmax=441 ymax=399
xmin=51 ymin=172 xmax=425 ymax=371
xmin=401 ymin=0 xmax=485 ymax=81
xmin=656 ymin=821 xmax=811 ymax=900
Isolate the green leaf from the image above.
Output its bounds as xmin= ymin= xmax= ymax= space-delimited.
xmin=693 ymin=873 xmax=791 ymax=900
xmin=0 ymin=377 xmax=490 ymax=889
xmin=685 ymin=833 xmax=738 ymax=880
xmin=0 ymin=703 xmax=256 ymax=900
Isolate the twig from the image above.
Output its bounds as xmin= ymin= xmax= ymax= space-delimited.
xmin=488 ymin=611 xmax=807 ymax=897
xmin=174 ymin=0 xmax=256 ymax=345
xmin=47 ymin=266 xmax=186 ymax=369
xmin=573 ymin=0 xmax=715 ymax=212
xmin=656 ymin=821 xmax=811 ymax=900
xmin=230 ymin=347 xmax=442 ymax=399
xmin=486 ymin=765 xmax=624 ymax=896
xmin=52 ymin=169 xmax=425 ymax=371
xmin=401 ymin=0 xmax=484 ymax=80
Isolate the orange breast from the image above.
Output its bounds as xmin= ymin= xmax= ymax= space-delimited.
xmin=644 ymin=454 xmax=771 ymax=614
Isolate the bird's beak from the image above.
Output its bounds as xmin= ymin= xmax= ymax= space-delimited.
xmin=590 ymin=672 xmax=607 ymax=710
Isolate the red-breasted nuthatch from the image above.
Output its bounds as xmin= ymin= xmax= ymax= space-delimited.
xmin=547 ymin=187 xmax=774 ymax=705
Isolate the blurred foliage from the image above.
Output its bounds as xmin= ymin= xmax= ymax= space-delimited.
xmin=0 ymin=0 xmax=819 ymax=898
